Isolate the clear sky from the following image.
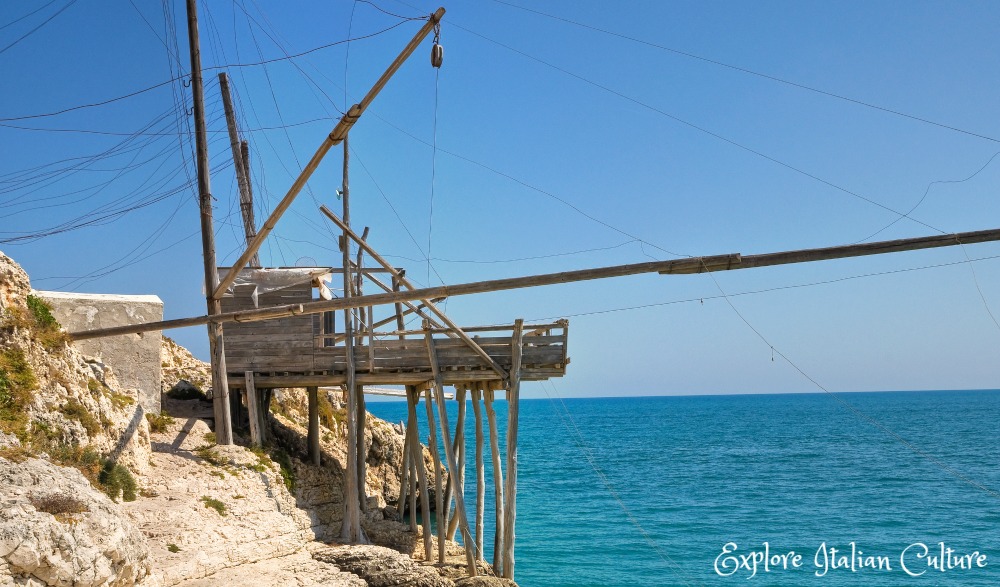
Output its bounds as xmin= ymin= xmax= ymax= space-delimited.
xmin=2 ymin=1 xmax=999 ymax=398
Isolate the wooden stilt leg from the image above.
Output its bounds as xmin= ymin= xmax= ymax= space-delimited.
xmin=471 ymin=384 xmax=485 ymax=562
xmin=245 ymin=372 xmax=262 ymax=446
xmin=307 ymin=386 xmax=320 ymax=466
xmin=501 ymin=319 xmax=524 ymax=579
xmin=484 ymin=381 xmax=504 ymax=572
xmin=407 ymin=386 xmax=432 ymax=559
xmin=423 ymin=386 xmax=445 ymax=563
xmin=447 ymin=386 xmax=467 ymax=540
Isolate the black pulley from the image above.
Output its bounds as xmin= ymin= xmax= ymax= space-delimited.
xmin=431 ymin=42 xmax=444 ymax=68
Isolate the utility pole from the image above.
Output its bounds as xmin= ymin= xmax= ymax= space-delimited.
xmin=219 ymin=72 xmax=260 ymax=267
xmin=186 ymin=0 xmax=233 ymax=444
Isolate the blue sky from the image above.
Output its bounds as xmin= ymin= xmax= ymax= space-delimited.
xmin=2 ymin=1 xmax=999 ymax=397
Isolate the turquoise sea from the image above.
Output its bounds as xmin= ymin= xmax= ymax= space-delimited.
xmin=368 ymin=390 xmax=1000 ymax=586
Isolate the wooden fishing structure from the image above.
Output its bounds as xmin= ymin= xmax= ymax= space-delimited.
xmin=65 ymin=0 xmax=1000 ymax=581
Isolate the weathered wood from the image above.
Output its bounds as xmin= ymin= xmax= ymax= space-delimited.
xmin=307 ymin=386 xmax=320 ymax=466
xmin=212 ymin=8 xmax=448 ymax=300
xmin=427 ymin=331 xmax=478 ymax=575
xmin=226 ymin=368 xmax=564 ymax=389
xmin=483 ymin=381 xmax=504 ymax=572
xmin=339 ymin=136 xmax=365 ymax=544
xmin=446 ymin=386 xmax=467 ymax=540
xmin=423 ymin=386 xmax=445 ymax=563
xmin=245 ymin=371 xmax=262 ymax=446
xmin=321 ymin=206 xmax=508 ymax=381
xmin=219 ymin=72 xmax=260 ymax=268
xmin=397 ymin=419 xmax=409 ymax=521
xmin=239 ymin=140 xmax=259 ymax=267
xmin=501 ymin=319 xmax=524 ymax=579
xmin=74 ymin=227 xmax=1000 ymax=341
xmin=186 ymin=0 xmax=232 ymax=446
xmin=471 ymin=385 xmax=485 ymax=562
xmin=407 ymin=387 xmax=432 ymax=558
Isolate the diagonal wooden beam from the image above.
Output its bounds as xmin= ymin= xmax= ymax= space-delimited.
xmin=321 ymin=205 xmax=509 ymax=382
xmin=212 ymin=8 xmax=447 ymax=300
xmin=426 ymin=327 xmax=479 ymax=576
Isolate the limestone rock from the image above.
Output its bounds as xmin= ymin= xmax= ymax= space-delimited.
xmin=159 ymin=337 xmax=211 ymax=398
xmin=0 ymin=456 xmax=153 ymax=586
xmin=312 ymin=544 xmax=453 ymax=587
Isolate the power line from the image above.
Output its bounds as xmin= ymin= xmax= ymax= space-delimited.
xmin=0 ymin=19 xmax=422 ymax=122
xmin=446 ymin=20 xmax=947 ymax=237
xmin=487 ymin=0 xmax=1000 ymax=145
xmin=0 ymin=0 xmax=77 ymax=56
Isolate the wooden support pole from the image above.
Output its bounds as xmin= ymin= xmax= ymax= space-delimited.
xmin=483 ymin=382 xmax=504 ymax=572
xmin=501 ymin=319 xmax=524 ymax=579
xmin=321 ymin=206 xmax=508 ymax=381
xmin=471 ymin=384 xmax=485 ymax=562
xmin=307 ymin=386 xmax=321 ymax=466
xmin=423 ymin=386 xmax=445 ymax=563
xmin=408 ymin=441 xmax=418 ymax=532
xmin=355 ymin=228 xmax=370 ymax=513
xmin=213 ymin=8 xmax=447 ymax=299
xmin=73 ymin=226 xmax=1000 ymax=341
xmin=339 ymin=136 xmax=366 ymax=544
xmin=219 ymin=72 xmax=260 ymax=268
xmin=245 ymin=371 xmax=262 ymax=446
xmin=407 ymin=386 xmax=432 ymax=558
xmin=427 ymin=329 xmax=479 ymax=575
xmin=397 ymin=419 xmax=409 ymax=521
xmin=186 ymin=0 xmax=232 ymax=445
xmin=447 ymin=386 xmax=467 ymax=540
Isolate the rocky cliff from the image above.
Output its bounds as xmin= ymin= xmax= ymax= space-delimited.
xmin=0 ymin=250 xmax=514 ymax=587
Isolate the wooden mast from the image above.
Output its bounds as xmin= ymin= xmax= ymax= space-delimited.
xmin=212 ymin=8 xmax=447 ymax=300
xmin=218 ymin=72 xmax=260 ymax=268
xmin=185 ymin=0 xmax=232 ymax=445
xmin=339 ymin=136 xmax=366 ymax=543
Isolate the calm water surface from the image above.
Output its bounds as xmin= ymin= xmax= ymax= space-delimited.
xmin=368 ymin=390 xmax=1000 ymax=586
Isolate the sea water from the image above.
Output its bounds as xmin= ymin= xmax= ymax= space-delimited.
xmin=367 ymin=390 xmax=1000 ymax=586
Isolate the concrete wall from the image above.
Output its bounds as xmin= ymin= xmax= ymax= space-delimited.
xmin=36 ymin=291 xmax=163 ymax=414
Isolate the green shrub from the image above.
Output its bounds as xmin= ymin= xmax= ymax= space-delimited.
xmin=60 ymin=399 xmax=101 ymax=436
xmin=110 ymin=392 xmax=135 ymax=410
xmin=200 ymin=496 xmax=227 ymax=516
xmin=87 ymin=378 xmax=101 ymax=394
xmin=24 ymin=295 xmax=68 ymax=350
xmin=99 ymin=461 xmax=137 ymax=502
xmin=145 ymin=412 xmax=174 ymax=433
xmin=167 ymin=543 xmax=181 ymax=553
xmin=29 ymin=493 xmax=89 ymax=516
xmin=0 ymin=348 xmax=36 ymax=438
xmin=165 ymin=385 xmax=207 ymax=401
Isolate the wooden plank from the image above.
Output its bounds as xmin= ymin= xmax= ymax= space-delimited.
xmin=502 ymin=319 xmax=524 ymax=579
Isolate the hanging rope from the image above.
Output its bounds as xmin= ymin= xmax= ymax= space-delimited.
xmin=426 ymin=23 xmax=442 ymax=287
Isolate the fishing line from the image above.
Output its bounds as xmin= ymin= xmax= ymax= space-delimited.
xmin=539 ymin=380 xmax=703 ymax=587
